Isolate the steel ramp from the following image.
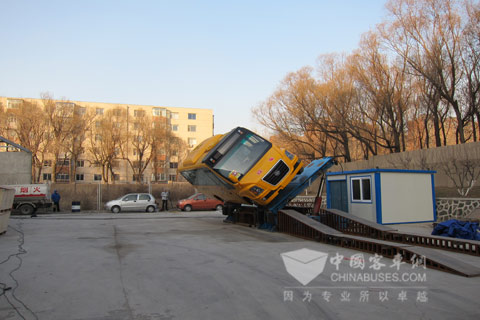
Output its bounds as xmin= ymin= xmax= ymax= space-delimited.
xmin=267 ymin=157 xmax=334 ymax=213
xmin=319 ymin=208 xmax=480 ymax=257
xmin=278 ymin=209 xmax=480 ymax=277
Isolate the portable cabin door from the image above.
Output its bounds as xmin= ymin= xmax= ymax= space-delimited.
xmin=329 ymin=180 xmax=348 ymax=213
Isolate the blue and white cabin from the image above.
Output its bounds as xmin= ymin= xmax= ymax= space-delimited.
xmin=326 ymin=169 xmax=436 ymax=225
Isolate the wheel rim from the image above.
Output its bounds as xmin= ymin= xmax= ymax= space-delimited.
xmin=185 ymin=205 xmax=192 ymax=212
xmin=20 ymin=205 xmax=33 ymax=215
xmin=112 ymin=207 xmax=120 ymax=213
xmin=216 ymin=205 xmax=223 ymax=211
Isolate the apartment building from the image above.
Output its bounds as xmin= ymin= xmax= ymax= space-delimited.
xmin=0 ymin=96 xmax=214 ymax=184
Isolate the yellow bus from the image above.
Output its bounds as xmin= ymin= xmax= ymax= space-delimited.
xmin=179 ymin=127 xmax=303 ymax=207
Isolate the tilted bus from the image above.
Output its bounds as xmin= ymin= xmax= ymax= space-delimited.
xmin=179 ymin=127 xmax=303 ymax=208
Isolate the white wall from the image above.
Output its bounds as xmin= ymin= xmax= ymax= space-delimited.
xmin=349 ymin=173 xmax=377 ymax=222
xmin=380 ymin=172 xmax=434 ymax=224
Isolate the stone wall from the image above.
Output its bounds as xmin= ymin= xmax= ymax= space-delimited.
xmin=435 ymin=198 xmax=480 ymax=222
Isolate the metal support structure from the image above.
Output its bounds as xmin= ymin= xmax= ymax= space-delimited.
xmin=278 ymin=209 xmax=480 ymax=277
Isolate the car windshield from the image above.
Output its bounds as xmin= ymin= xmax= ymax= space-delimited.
xmin=211 ymin=132 xmax=270 ymax=181
xmin=187 ymin=194 xmax=200 ymax=200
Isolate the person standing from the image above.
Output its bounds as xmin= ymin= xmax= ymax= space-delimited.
xmin=161 ymin=190 xmax=169 ymax=211
xmin=51 ymin=190 xmax=61 ymax=212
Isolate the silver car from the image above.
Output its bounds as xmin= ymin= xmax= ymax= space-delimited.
xmin=105 ymin=193 xmax=158 ymax=213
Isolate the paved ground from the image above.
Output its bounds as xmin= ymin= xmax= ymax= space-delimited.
xmin=0 ymin=211 xmax=479 ymax=320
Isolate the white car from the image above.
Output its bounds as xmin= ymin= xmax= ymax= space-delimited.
xmin=105 ymin=193 xmax=158 ymax=213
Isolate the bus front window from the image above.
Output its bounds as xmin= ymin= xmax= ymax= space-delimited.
xmin=212 ymin=133 xmax=270 ymax=181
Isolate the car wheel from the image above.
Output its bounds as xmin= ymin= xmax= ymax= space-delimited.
xmin=111 ymin=206 xmax=120 ymax=213
xmin=215 ymin=204 xmax=224 ymax=211
xmin=184 ymin=205 xmax=192 ymax=212
xmin=19 ymin=204 xmax=35 ymax=216
xmin=146 ymin=206 xmax=155 ymax=213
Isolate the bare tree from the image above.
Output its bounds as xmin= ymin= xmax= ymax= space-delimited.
xmin=87 ymin=107 xmax=126 ymax=183
xmin=4 ymin=100 xmax=51 ymax=182
xmin=349 ymin=31 xmax=411 ymax=154
xmin=442 ymin=155 xmax=480 ymax=196
xmin=382 ymin=0 xmax=469 ymax=144
xmin=120 ymin=109 xmax=156 ymax=183
xmin=461 ymin=0 xmax=480 ymax=141
xmin=65 ymin=105 xmax=96 ymax=182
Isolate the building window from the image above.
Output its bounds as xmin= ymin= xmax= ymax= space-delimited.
xmin=188 ymin=138 xmax=197 ymax=147
xmin=76 ymin=174 xmax=84 ymax=181
xmin=56 ymin=159 xmax=70 ymax=166
xmin=171 ymin=112 xmax=179 ymax=119
xmin=76 ymin=160 xmax=85 ymax=167
xmin=134 ymin=110 xmax=145 ymax=117
xmin=7 ymin=99 xmax=23 ymax=109
xmin=156 ymin=173 xmax=167 ymax=181
xmin=94 ymin=174 xmax=102 ymax=181
xmin=75 ymin=106 xmax=86 ymax=115
xmin=170 ymin=162 xmax=178 ymax=169
xmin=188 ymin=113 xmax=196 ymax=120
xmin=133 ymin=174 xmax=144 ymax=182
xmin=95 ymin=121 xmax=101 ymax=128
xmin=169 ymin=174 xmax=177 ymax=182
xmin=43 ymin=160 xmax=52 ymax=167
xmin=113 ymin=109 xmax=122 ymax=117
xmin=95 ymin=134 xmax=102 ymax=141
xmin=56 ymin=173 xmax=69 ymax=181
xmin=351 ymin=177 xmax=372 ymax=202
xmin=153 ymin=108 xmax=167 ymax=117
xmin=96 ymin=108 xmax=104 ymax=115
xmin=7 ymin=116 xmax=16 ymax=123
xmin=113 ymin=174 xmax=120 ymax=181
xmin=172 ymin=124 xmax=178 ymax=131
xmin=43 ymin=173 xmax=52 ymax=181
xmin=188 ymin=125 xmax=196 ymax=132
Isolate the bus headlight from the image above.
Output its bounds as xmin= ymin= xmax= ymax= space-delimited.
xmin=250 ymin=186 xmax=264 ymax=196
xmin=285 ymin=150 xmax=295 ymax=160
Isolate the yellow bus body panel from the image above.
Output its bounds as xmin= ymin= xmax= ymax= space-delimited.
xmin=179 ymin=132 xmax=303 ymax=206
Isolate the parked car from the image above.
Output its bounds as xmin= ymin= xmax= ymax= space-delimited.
xmin=176 ymin=193 xmax=224 ymax=212
xmin=105 ymin=193 xmax=158 ymax=213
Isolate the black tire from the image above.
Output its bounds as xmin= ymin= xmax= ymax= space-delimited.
xmin=146 ymin=205 xmax=155 ymax=213
xmin=111 ymin=206 xmax=121 ymax=213
xmin=215 ymin=204 xmax=224 ymax=211
xmin=184 ymin=205 xmax=192 ymax=212
xmin=19 ymin=204 xmax=35 ymax=216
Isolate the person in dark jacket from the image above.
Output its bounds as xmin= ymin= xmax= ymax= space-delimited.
xmin=51 ymin=190 xmax=61 ymax=212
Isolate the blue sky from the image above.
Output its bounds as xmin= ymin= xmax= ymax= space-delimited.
xmin=0 ymin=0 xmax=387 ymax=134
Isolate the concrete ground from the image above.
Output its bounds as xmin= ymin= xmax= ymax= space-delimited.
xmin=0 ymin=211 xmax=479 ymax=320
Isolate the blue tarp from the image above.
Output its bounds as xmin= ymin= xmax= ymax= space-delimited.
xmin=432 ymin=219 xmax=480 ymax=241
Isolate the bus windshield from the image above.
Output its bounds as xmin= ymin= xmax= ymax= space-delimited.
xmin=208 ymin=131 xmax=270 ymax=181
